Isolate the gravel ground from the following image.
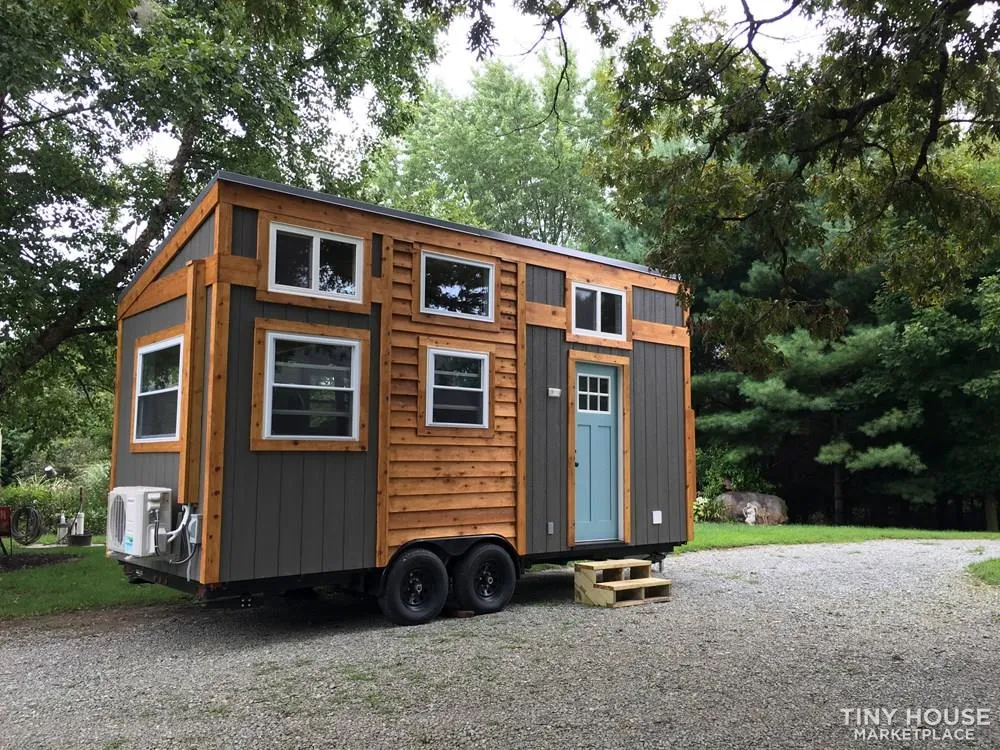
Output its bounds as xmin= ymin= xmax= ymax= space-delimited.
xmin=2 ymin=539 xmax=999 ymax=750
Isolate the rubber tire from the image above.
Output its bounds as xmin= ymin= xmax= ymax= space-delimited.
xmin=377 ymin=548 xmax=449 ymax=626
xmin=452 ymin=543 xmax=517 ymax=615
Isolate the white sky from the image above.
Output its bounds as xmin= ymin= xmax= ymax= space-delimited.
xmin=429 ymin=0 xmax=826 ymax=95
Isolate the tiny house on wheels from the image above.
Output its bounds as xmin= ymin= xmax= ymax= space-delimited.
xmin=108 ymin=172 xmax=695 ymax=625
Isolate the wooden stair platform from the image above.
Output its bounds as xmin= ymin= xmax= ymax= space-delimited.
xmin=574 ymin=559 xmax=672 ymax=608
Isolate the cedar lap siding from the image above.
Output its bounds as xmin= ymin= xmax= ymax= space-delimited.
xmin=112 ymin=172 xmax=694 ymax=587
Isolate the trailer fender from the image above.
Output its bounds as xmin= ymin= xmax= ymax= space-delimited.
xmin=377 ymin=535 xmax=520 ymax=596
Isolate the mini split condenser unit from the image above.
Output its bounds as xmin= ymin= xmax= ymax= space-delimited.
xmin=106 ymin=487 xmax=172 ymax=557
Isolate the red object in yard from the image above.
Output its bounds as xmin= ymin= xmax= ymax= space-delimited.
xmin=0 ymin=506 xmax=10 ymax=536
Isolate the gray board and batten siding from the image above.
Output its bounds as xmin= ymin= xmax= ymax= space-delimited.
xmin=633 ymin=286 xmax=684 ymax=326
xmin=525 ymin=327 xmax=688 ymax=555
xmin=218 ymin=210 xmax=380 ymax=584
xmin=526 ymin=265 xmax=566 ymax=306
xmin=159 ymin=213 xmax=215 ymax=277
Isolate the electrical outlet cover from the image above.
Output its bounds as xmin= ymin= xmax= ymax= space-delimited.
xmin=652 ymin=510 xmax=662 ymax=525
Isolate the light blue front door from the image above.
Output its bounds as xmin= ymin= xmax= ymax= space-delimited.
xmin=574 ymin=363 xmax=619 ymax=542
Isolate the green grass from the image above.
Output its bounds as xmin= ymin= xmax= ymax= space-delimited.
xmin=677 ymin=523 xmax=1000 ymax=553
xmin=0 ymin=546 xmax=188 ymax=620
xmin=968 ymin=558 xmax=1000 ymax=586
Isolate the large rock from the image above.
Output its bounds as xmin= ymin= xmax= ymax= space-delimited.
xmin=718 ymin=492 xmax=788 ymax=525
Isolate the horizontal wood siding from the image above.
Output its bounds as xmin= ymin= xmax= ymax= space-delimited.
xmin=386 ymin=241 xmax=518 ymax=556
xmin=526 ymin=265 xmax=565 ymax=306
xmin=219 ymin=285 xmax=379 ymax=582
xmin=633 ymin=287 xmax=684 ymax=326
xmin=115 ymin=298 xmax=187 ymax=491
xmin=159 ymin=214 xmax=215 ymax=278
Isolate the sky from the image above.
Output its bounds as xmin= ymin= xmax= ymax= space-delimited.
xmin=428 ymin=0 xmax=827 ymax=95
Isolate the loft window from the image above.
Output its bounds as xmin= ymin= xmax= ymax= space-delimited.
xmin=426 ymin=348 xmax=489 ymax=428
xmin=268 ymin=221 xmax=363 ymax=302
xmin=264 ymin=332 xmax=360 ymax=440
xmin=572 ymin=283 xmax=625 ymax=339
xmin=420 ymin=251 xmax=494 ymax=322
xmin=134 ymin=336 xmax=183 ymax=441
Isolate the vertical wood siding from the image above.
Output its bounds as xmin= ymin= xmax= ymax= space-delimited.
xmin=231 ymin=207 xmax=258 ymax=258
xmin=219 ymin=286 xmax=380 ymax=581
xmin=115 ymin=297 xmax=187 ymax=490
xmin=524 ymin=329 xmax=687 ymax=553
xmin=633 ymin=287 xmax=684 ymax=326
xmin=159 ymin=214 xmax=216 ymax=278
xmin=385 ymin=242 xmax=519 ymax=556
xmin=526 ymin=265 xmax=566 ymax=306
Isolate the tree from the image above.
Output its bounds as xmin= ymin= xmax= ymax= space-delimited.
xmin=366 ymin=58 xmax=647 ymax=259
xmin=605 ymin=1 xmax=1000 ymax=355
xmin=0 ymin=0 xmax=656 ymax=408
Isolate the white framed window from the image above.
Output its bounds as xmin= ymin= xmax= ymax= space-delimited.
xmin=264 ymin=331 xmax=361 ymax=440
xmin=426 ymin=348 xmax=490 ymax=428
xmin=577 ymin=373 xmax=612 ymax=413
xmin=268 ymin=221 xmax=363 ymax=303
xmin=420 ymin=250 xmax=495 ymax=322
xmin=572 ymin=282 xmax=625 ymax=340
xmin=134 ymin=336 xmax=183 ymax=442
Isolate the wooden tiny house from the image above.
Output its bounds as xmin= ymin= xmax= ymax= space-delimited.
xmin=109 ymin=172 xmax=694 ymax=624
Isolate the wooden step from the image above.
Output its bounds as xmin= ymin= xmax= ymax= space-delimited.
xmin=574 ymin=565 xmax=673 ymax=608
xmin=595 ymin=577 xmax=672 ymax=592
xmin=574 ymin=559 xmax=652 ymax=571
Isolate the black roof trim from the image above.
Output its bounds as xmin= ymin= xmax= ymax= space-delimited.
xmin=216 ymin=171 xmax=669 ymax=278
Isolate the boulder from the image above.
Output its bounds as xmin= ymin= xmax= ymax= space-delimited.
xmin=718 ymin=492 xmax=788 ymax=525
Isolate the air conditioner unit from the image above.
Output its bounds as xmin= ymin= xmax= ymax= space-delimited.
xmin=106 ymin=487 xmax=173 ymax=557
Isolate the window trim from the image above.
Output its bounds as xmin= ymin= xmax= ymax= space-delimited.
xmin=267 ymin=220 xmax=364 ymax=304
xmin=418 ymin=249 xmax=496 ymax=324
xmin=571 ymin=282 xmax=627 ymax=341
xmin=130 ymin=327 xmax=185 ymax=453
xmin=424 ymin=347 xmax=491 ymax=429
xmin=263 ymin=330 xmax=361 ymax=442
xmin=250 ymin=318 xmax=370 ymax=452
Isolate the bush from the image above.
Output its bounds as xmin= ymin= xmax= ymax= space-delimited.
xmin=693 ymin=495 xmax=728 ymax=522
xmin=697 ymin=446 xmax=775 ymax=499
xmin=1 ymin=463 xmax=109 ymax=534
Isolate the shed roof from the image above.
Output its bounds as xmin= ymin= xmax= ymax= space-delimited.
xmin=122 ymin=170 xmax=672 ymax=299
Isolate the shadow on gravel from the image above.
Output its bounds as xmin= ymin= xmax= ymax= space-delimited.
xmin=510 ymin=569 xmax=574 ymax=605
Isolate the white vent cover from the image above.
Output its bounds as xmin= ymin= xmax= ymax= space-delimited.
xmin=106 ymin=487 xmax=172 ymax=557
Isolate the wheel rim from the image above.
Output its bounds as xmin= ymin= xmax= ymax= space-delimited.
xmin=402 ymin=567 xmax=432 ymax=610
xmin=475 ymin=560 xmax=501 ymax=600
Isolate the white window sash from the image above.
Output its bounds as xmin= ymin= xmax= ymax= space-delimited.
xmin=426 ymin=347 xmax=489 ymax=428
xmin=268 ymin=221 xmax=364 ymax=304
xmin=419 ymin=250 xmax=495 ymax=323
xmin=263 ymin=331 xmax=361 ymax=441
xmin=133 ymin=335 xmax=184 ymax=443
xmin=571 ymin=282 xmax=626 ymax=340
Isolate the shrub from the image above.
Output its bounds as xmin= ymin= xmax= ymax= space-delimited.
xmin=1 ymin=465 xmax=109 ymax=534
xmin=697 ymin=446 xmax=775 ymax=499
xmin=693 ymin=495 xmax=728 ymax=522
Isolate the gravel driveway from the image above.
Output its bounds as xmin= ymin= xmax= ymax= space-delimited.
xmin=2 ymin=540 xmax=999 ymax=750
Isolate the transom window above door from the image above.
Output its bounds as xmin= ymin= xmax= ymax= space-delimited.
xmin=420 ymin=251 xmax=495 ymax=322
xmin=577 ymin=373 xmax=611 ymax=413
xmin=268 ymin=221 xmax=363 ymax=303
xmin=572 ymin=282 xmax=625 ymax=340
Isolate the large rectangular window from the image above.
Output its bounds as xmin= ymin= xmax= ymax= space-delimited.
xmin=420 ymin=251 xmax=495 ymax=322
xmin=426 ymin=348 xmax=489 ymax=428
xmin=572 ymin=282 xmax=625 ymax=340
xmin=134 ymin=336 xmax=183 ymax=442
xmin=264 ymin=331 xmax=360 ymax=440
xmin=268 ymin=221 xmax=363 ymax=303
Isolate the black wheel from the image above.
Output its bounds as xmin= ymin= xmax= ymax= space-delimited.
xmin=452 ymin=543 xmax=516 ymax=615
xmin=377 ymin=548 xmax=449 ymax=626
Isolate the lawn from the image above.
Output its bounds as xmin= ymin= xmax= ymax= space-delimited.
xmin=677 ymin=522 xmax=1000 ymax=553
xmin=968 ymin=558 xmax=1000 ymax=585
xmin=0 ymin=546 xmax=188 ymax=620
